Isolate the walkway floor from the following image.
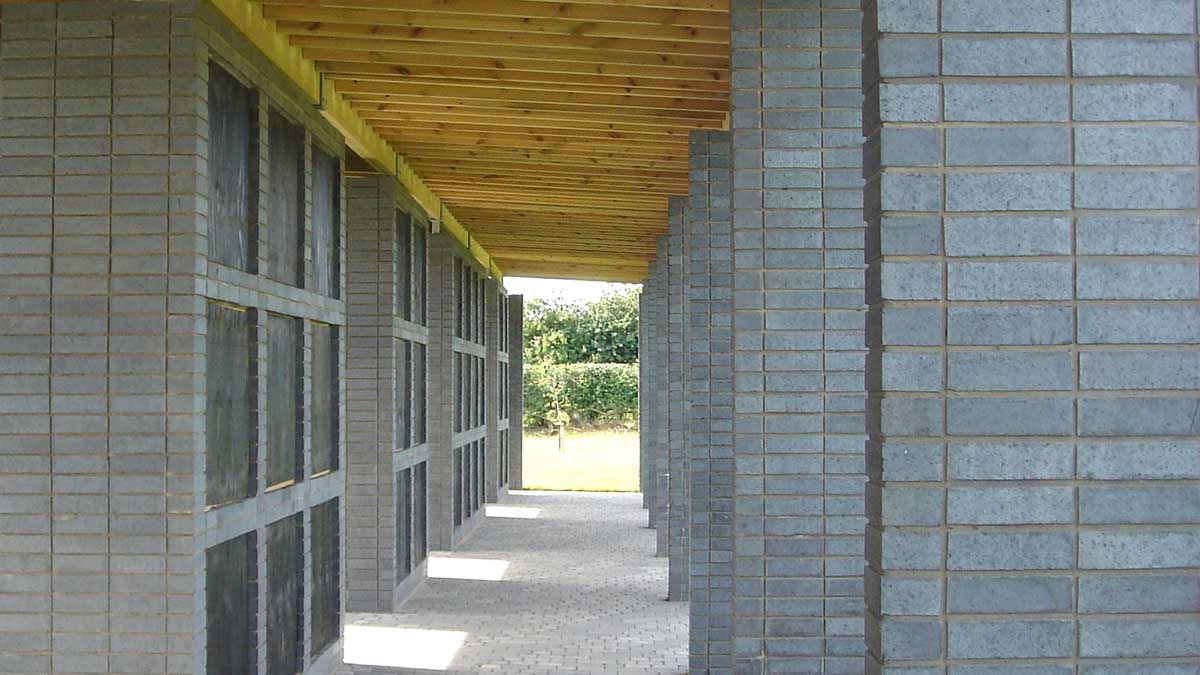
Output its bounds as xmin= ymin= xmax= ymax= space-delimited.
xmin=342 ymin=491 xmax=688 ymax=675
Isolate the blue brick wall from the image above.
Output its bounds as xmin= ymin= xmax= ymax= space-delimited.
xmin=654 ymin=236 xmax=672 ymax=558
xmin=729 ymin=1 xmax=868 ymax=671
xmin=640 ymin=278 xmax=658 ymax=518
xmin=687 ymin=131 xmax=735 ymax=673
xmin=669 ymin=195 xmax=693 ymax=601
xmin=863 ymin=0 xmax=1200 ymax=670
xmin=0 ymin=3 xmax=354 ymax=672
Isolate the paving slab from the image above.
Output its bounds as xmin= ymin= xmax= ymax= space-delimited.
xmin=340 ymin=490 xmax=687 ymax=675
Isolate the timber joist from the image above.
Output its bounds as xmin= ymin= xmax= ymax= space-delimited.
xmin=385 ymin=129 xmax=689 ymax=154
xmin=467 ymin=223 xmax=667 ymax=239
xmin=424 ymin=179 xmax=680 ymax=200
xmin=256 ymin=0 xmax=728 ymax=28
xmin=276 ymin=21 xmax=727 ymax=58
xmin=293 ymin=36 xmax=727 ymax=74
xmin=402 ymin=146 xmax=683 ymax=171
xmin=467 ymin=232 xmax=664 ymax=250
xmin=427 ymin=183 xmax=670 ymax=206
xmin=355 ymin=101 xmax=725 ymax=130
xmin=241 ymin=0 xmax=731 ymax=281
xmin=357 ymin=113 xmax=703 ymax=139
xmin=311 ymin=61 xmax=730 ymax=96
xmin=454 ymin=204 xmax=668 ymax=224
xmin=496 ymin=260 xmax=651 ymax=284
xmin=480 ymin=226 xmax=662 ymax=241
xmin=491 ymin=250 xmax=659 ymax=265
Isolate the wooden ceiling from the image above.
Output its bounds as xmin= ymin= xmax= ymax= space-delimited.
xmin=257 ymin=0 xmax=730 ymax=282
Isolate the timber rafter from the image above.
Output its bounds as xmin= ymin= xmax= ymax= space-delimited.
xmin=242 ymin=0 xmax=729 ymax=281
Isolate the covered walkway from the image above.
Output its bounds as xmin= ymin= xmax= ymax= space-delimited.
xmin=1 ymin=1 xmax=1197 ymax=673
xmin=341 ymin=492 xmax=687 ymax=675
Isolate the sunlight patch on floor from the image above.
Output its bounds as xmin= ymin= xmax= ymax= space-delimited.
xmin=485 ymin=504 xmax=541 ymax=519
xmin=343 ymin=625 xmax=467 ymax=671
xmin=426 ymin=556 xmax=510 ymax=581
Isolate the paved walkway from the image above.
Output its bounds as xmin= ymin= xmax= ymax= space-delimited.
xmin=342 ymin=491 xmax=688 ymax=674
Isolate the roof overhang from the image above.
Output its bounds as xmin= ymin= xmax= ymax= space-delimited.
xmin=219 ymin=0 xmax=731 ymax=282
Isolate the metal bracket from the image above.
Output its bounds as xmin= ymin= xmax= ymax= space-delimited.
xmin=431 ymin=204 xmax=442 ymax=234
xmin=316 ymin=72 xmax=328 ymax=111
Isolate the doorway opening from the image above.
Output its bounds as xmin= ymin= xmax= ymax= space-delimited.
xmin=509 ymin=278 xmax=643 ymax=493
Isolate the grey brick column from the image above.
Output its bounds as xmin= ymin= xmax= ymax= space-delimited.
xmin=653 ymin=236 xmax=671 ymax=558
xmin=425 ymin=232 xmax=457 ymax=550
xmin=344 ymin=170 xmax=432 ymax=612
xmin=638 ymin=287 xmax=656 ymax=514
xmin=507 ymin=295 xmax=524 ymax=490
xmin=2 ymin=3 xmax=358 ymax=672
xmin=863 ymin=0 xmax=1200 ymax=671
xmin=484 ymin=278 xmax=501 ymax=503
xmin=668 ymin=195 xmax=692 ymax=601
xmin=730 ymin=0 xmax=867 ymax=671
xmin=645 ymin=261 xmax=665 ymax=531
xmin=0 ymin=4 xmax=207 ymax=672
xmin=344 ymin=174 xmax=396 ymax=611
xmin=686 ymin=131 xmax=735 ymax=673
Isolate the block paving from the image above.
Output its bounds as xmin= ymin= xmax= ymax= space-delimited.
xmin=341 ymin=491 xmax=688 ymax=675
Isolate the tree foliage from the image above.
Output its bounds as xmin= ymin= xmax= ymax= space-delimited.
xmin=522 ymin=288 xmax=639 ymax=429
xmin=523 ymin=363 xmax=638 ymax=429
xmin=524 ymin=288 xmax=638 ymax=365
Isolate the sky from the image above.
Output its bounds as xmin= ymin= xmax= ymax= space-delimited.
xmin=503 ymin=277 xmax=640 ymax=304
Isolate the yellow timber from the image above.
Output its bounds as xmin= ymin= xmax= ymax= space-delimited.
xmin=209 ymin=0 xmax=503 ymax=281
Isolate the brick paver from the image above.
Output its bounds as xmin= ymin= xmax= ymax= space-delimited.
xmin=341 ymin=491 xmax=688 ymax=674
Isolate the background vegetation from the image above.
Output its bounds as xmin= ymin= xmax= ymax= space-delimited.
xmin=523 ymin=288 xmax=639 ymax=429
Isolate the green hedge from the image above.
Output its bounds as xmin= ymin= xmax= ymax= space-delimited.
xmin=523 ymin=362 xmax=638 ymax=429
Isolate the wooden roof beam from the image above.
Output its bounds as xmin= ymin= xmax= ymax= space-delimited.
xmin=290 ymin=36 xmax=728 ymax=73
xmin=334 ymin=79 xmax=729 ymax=113
xmin=496 ymin=259 xmax=649 ymax=284
xmin=301 ymin=46 xmax=729 ymax=83
xmin=376 ymin=121 xmax=693 ymax=141
xmin=261 ymin=8 xmax=728 ymax=44
xmin=321 ymin=72 xmax=727 ymax=103
xmin=408 ymin=158 xmax=689 ymax=181
xmin=352 ymin=100 xmax=727 ymax=129
xmin=256 ymin=0 xmax=729 ymax=29
xmin=313 ymin=61 xmax=729 ymax=96
xmin=485 ymin=250 xmax=656 ymax=265
xmin=274 ymin=20 xmax=727 ymax=58
xmin=423 ymin=176 xmax=680 ymax=194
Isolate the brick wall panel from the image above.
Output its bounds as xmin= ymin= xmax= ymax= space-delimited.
xmin=862 ymin=0 xmax=1200 ymax=670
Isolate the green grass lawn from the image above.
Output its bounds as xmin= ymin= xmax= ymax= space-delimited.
xmin=522 ymin=429 xmax=640 ymax=492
